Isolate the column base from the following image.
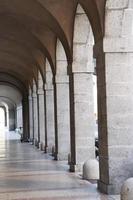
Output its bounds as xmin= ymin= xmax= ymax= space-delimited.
xmin=98 ymin=180 xmax=120 ymax=195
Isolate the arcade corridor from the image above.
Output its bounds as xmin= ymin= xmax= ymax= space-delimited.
xmin=0 ymin=131 xmax=119 ymax=200
xmin=0 ymin=0 xmax=132 ymax=198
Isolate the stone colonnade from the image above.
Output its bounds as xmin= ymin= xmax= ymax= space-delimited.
xmin=27 ymin=1 xmax=133 ymax=196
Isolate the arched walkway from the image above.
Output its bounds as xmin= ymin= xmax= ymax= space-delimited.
xmin=0 ymin=0 xmax=132 ymax=198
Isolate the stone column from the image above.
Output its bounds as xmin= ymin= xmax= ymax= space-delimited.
xmin=4 ymin=107 xmax=7 ymax=127
xmin=16 ymin=104 xmax=23 ymax=129
xmin=6 ymin=108 xmax=9 ymax=131
xmin=32 ymin=91 xmax=39 ymax=146
xmin=54 ymin=40 xmax=70 ymax=161
xmin=45 ymin=82 xmax=55 ymax=153
xmin=69 ymin=7 xmax=95 ymax=171
xmin=22 ymin=97 xmax=29 ymax=141
xmin=38 ymin=88 xmax=46 ymax=151
xmin=45 ymin=60 xmax=55 ymax=153
xmin=28 ymin=95 xmax=33 ymax=142
xmin=14 ymin=107 xmax=17 ymax=129
xmin=69 ymin=71 xmax=95 ymax=171
xmin=54 ymin=74 xmax=70 ymax=160
xmin=97 ymin=3 xmax=133 ymax=194
xmin=9 ymin=108 xmax=15 ymax=131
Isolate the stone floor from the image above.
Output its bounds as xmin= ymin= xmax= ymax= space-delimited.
xmin=0 ymin=130 xmax=120 ymax=200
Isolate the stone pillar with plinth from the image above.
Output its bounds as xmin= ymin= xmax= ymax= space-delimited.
xmin=45 ymin=60 xmax=55 ymax=153
xmin=38 ymin=88 xmax=46 ymax=151
xmin=32 ymin=82 xmax=39 ymax=146
xmin=54 ymin=40 xmax=70 ymax=161
xmin=97 ymin=1 xmax=133 ymax=194
xmin=28 ymin=89 xmax=33 ymax=142
xmin=69 ymin=6 xmax=95 ymax=172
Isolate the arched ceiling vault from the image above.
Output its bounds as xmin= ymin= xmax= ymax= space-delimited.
xmin=0 ymin=98 xmax=16 ymax=109
xmin=0 ymin=73 xmax=28 ymax=97
xmin=0 ymin=85 xmax=22 ymax=106
xmin=0 ymin=97 xmax=16 ymax=109
xmin=0 ymin=0 xmax=105 ymax=89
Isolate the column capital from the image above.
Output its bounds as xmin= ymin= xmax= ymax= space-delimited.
xmin=37 ymin=88 xmax=44 ymax=95
xmin=45 ymin=83 xmax=53 ymax=91
xmin=68 ymin=71 xmax=94 ymax=76
xmin=32 ymin=93 xmax=37 ymax=98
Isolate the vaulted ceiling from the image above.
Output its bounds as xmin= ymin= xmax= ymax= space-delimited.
xmin=0 ymin=0 xmax=105 ymax=97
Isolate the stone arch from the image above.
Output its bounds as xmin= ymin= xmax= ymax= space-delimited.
xmin=0 ymin=71 xmax=31 ymax=96
xmin=0 ymin=106 xmax=6 ymax=129
xmin=56 ymin=39 xmax=67 ymax=74
xmin=78 ymin=0 xmax=105 ymax=43
xmin=73 ymin=4 xmax=94 ymax=72
xmin=45 ymin=59 xmax=53 ymax=83
xmin=38 ymin=70 xmax=44 ymax=90
xmin=0 ymin=102 xmax=9 ymax=129
xmin=0 ymin=85 xmax=22 ymax=132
